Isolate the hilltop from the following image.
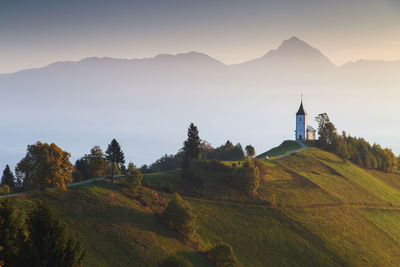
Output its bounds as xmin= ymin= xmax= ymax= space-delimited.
xmin=8 ymin=146 xmax=400 ymax=266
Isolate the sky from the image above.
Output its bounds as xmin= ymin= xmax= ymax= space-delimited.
xmin=1 ymin=0 xmax=400 ymax=73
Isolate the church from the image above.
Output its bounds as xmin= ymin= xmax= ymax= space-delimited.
xmin=295 ymin=99 xmax=316 ymax=141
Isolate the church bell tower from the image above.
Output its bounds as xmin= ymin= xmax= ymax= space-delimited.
xmin=295 ymin=98 xmax=307 ymax=141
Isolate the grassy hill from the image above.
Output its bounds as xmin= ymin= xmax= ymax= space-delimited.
xmin=8 ymin=147 xmax=400 ymax=266
xmin=256 ymin=140 xmax=302 ymax=159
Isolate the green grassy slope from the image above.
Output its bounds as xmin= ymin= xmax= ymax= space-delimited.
xmin=256 ymin=140 xmax=302 ymax=159
xmin=9 ymin=147 xmax=400 ymax=266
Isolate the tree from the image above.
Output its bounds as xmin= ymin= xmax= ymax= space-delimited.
xmin=0 ymin=200 xmax=25 ymax=266
xmin=206 ymin=244 xmax=237 ymax=267
xmin=24 ymin=201 xmax=85 ymax=266
xmin=159 ymin=254 xmax=193 ymax=267
xmin=105 ymin=139 xmax=125 ymax=188
xmin=15 ymin=142 xmax=74 ymax=191
xmin=1 ymin=165 xmax=15 ymax=191
xmin=183 ymin=123 xmax=201 ymax=161
xmin=74 ymin=146 xmax=108 ymax=182
xmin=245 ymin=145 xmax=255 ymax=158
xmin=162 ymin=193 xmax=196 ymax=238
xmin=126 ymin=162 xmax=143 ymax=192
xmin=315 ymin=113 xmax=338 ymax=150
xmin=0 ymin=200 xmax=85 ymax=266
xmin=182 ymin=123 xmax=201 ymax=180
xmin=233 ymin=159 xmax=260 ymax=194
xmin=88 ymin=146 xmax=108 ymax=182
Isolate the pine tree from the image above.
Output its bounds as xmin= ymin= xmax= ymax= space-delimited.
xmin=1 ymin=165 xmax=15 ymax=191
xmin=183 ymin=123 xmax=201 ymax=161
xmin=0 ymin=200 xmax=25 ymax=266
xmin=105 ymin=139 xmax=125 ymax=188
xmin=182 ymin=123 xmax=201 ymax=180
xmin=24 ymin=201 xmax=85 ymax=266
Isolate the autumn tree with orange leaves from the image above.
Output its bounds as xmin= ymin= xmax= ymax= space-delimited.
xmin=15 ymin=142 xmax=74 ymax=191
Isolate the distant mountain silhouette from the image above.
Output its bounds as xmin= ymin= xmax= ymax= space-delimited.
xmin=232 ymin=36 xmax=336 ymax=72
xmin=0 ymin=36 xmax=399 ymax=170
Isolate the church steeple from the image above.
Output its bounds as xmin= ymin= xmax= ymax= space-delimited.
xmin=296 ymin=100 xmax=307 ymax=115
xmin=295 ymin=98 xmax=307 ymax=141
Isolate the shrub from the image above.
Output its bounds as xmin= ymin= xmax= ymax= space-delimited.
xmin=162 ymin=193 xmax=196 ymax=238
xmin=0 ymin=185 xmax=10 ymax=195
xmin=232 ymin=159 xmax=260 ymax=194
xmin=159 ymin=254 xmax=193 ymax=267
xmin=126 ymin=163 xmax=143 ymax=192
xmin=206 ymin=244 xmax=237 ymax=267
xmin=198 ymin=160 xmax=232 ymax=172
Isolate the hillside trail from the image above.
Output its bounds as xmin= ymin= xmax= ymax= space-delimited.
xmin=0 ymin=175 xmax=124 ymax=199
xmin=268 ymin=140 xmax=307 ymax=160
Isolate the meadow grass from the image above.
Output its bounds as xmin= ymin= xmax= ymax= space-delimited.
xmin=256 ymin=140 xmax=301 ymax=159
xmin=8 ymin=147 xmax=400 ymax=266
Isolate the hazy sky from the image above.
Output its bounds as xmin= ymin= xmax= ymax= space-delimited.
xmin=1 ymin=0 xmax=399 ymax=73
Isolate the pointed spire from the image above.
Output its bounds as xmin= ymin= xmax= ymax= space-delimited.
xmin=296 ymin=97 xmax=307 ymax=115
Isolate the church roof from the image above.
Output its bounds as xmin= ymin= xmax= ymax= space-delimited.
xmin=296 ymin=101 xmax=307 ymax=115
xmin=307 ymin=125 xmax=316 ymax=132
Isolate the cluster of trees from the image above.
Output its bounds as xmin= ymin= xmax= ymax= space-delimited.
xmin=316 ymin=113 xmax=398 ymax=172
xmin=145 ymin=123 xmax=253 ymax=176
xmin=74 ymin=139 xmax=125 ymax=188
xmin=141 ymin=154 xmax=182 ymax=173
xmin=1 ymin=165 xmax=21 ymax=194
xmin=201 ymin=140 xmax=245 ymax=161
xmin=0 ymin=138 xmax=127 ymax=195
xmin=0 ymin=200 xmax=85 ymax=266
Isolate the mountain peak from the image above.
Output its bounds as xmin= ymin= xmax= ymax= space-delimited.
xmin=277 ymin=36 xmax=319 ymax=53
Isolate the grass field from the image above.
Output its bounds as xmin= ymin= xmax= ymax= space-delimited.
xmin=7 ymin=147 xmax=400 ymax=266
xmin=256 ymin=140 xmax=302 ymax=159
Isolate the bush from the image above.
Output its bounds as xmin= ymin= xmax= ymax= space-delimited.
xmin=162 ymin=193 xmax=196 ymax=238
xmin=198 ymin=160 xmax=232 ymax=172
xmin=206 ymin=244 xmax=237 ymax=267
xmin=159 ymin=254 xmax=193 ymax=267
xmin=232 ymin=159 xmax=260 ymax=194
xmin=0 ymin=185 xmax=10 ymax=195
xmin=126 ymin=163 xmax=143 ymax=192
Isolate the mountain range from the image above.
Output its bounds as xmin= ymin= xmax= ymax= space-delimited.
xmin=1 ymin=36 xmax=399 ymax=169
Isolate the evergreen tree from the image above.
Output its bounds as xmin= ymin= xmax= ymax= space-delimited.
xmin=182 ymin=123 xmax=201 ymax=180
xmin=0 ymin=200 xmax=25 ymax=266
xmin=24 ymin=201 xmax=85 ymax=267
xmin=1 ymin=165 xmax=15 ymax=191
xmin=105 ymin=139 xmax=125 ymax=188
xmin=183 ymin=123 xmax=201 ymax=160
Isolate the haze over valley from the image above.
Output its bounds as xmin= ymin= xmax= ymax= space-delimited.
xmin=1 ymin=36 xmax=399 ymax=168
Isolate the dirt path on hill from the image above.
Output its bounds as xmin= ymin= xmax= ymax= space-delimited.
xmin=0 ymin=175 xmax=124 ymax=199
xmin=268 ymin=141 xmax=308 ymax=160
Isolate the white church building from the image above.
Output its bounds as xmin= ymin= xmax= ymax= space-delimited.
xmin=295 ymin=100 xmax=316 ymax=141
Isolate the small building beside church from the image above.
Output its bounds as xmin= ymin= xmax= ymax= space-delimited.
xmin=295 ymin=100 xmax=316 ymax=141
